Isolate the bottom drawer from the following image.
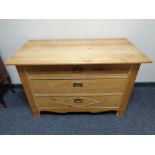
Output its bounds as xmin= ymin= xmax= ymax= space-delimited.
xmin=35 ymin=95 xmax=123 ymax=109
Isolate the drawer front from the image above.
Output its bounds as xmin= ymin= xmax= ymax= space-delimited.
xmin=35 ymin=95 xmax=122 ymax=109
xmin=26 ymin=64 xmax=130 ymax=78
xmin=30 ymin=78 xmax=128 ymax=94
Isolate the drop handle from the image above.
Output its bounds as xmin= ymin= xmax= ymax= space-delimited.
xmin=74 ymin=98 xmax=83 ymax=103
xmin=73 ymin=82 xmax=83 ymax=87
xmin=72 ymin=66 xmax=84 ymax=73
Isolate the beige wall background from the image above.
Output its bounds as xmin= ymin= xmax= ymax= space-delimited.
xmin=0 ymin=19 xmax=154 ymax=84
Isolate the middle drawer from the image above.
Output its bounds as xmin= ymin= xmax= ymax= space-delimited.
xmin=30 ymin=78 xmax=128 ymax=94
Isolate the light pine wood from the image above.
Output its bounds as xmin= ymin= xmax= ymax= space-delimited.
xmin=26 ymin=64 xmax=131 ymax=78
xmin=6 ymin=39 xmax=152 ymax=117
xmin=116 ymin=64 xmax=140 ymax=116
xmin=30 ymin=78 xmax=128 ymax=94
xmin=35 ymin=95 xmax=123 ymax=109
xmin=16 ymin=66 xmax=40 ymax=118
xmin=6 ymin=39 xmax=151 ymax=65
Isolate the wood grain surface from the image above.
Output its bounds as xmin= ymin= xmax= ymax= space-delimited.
xmin=6 ymin=39 xmax=151 ymax=65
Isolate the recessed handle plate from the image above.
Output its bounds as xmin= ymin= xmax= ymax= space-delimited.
xmin=74 ymin=98 xmax=83 ymax=103
xmin=72 ymin=66 xmax=83 ymax=73
xmin=73 ymin=82 xmax=83 ymax=87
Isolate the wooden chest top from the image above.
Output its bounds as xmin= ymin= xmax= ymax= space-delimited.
xmin=6 ymin=38 xmax=151 ymax=65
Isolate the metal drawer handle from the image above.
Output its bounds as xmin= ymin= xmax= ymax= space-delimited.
xmin=72 ymin=66 xmax=83 ymax=73
xmin=73 ymin=82 xmax=83 ymax=87
xmin=74 ymin=98 xmax=83 ymax=103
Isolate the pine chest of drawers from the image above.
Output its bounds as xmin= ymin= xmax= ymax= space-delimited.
xmin=6 ymin=39 xmax=151 ymax=117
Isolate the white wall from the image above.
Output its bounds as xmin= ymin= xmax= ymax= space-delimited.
xmin=0 ymin=19 xmax=154 ymax=84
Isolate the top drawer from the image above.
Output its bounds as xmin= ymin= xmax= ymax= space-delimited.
xmin=26 ymin=64 xmax=131 ymax=79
